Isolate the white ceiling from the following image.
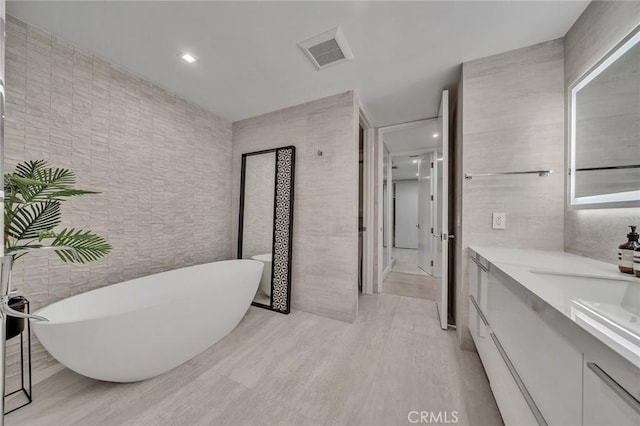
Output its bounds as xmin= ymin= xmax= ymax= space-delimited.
xmin=7 ymin=1 xmax=588 ymax=126
xmin=392 ymin=155 xmax=424 ymax=181
xmin=392 ymin=154 xmax=440 ymax=181
xmin=383 ymin=120 xmax=440 ymax=153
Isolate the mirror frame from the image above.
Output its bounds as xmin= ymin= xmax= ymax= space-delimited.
xmin=238 ymin=146 xmax=295 ymax=314
xmin=568 ymin=24 xmax=640 ymax=209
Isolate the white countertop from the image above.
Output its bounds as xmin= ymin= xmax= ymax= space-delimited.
xmin=469 ymin=246 xmax=640 ymax=368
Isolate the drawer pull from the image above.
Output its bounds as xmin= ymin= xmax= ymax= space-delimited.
xmin=587 ymin=362 xmax=640 ymax=415
xmin=469 ymin=295 xmax=489 ymax=327
xmin=490 ymin=332 xmax=548 ymax=426
xmin=470 ymin=256 xmax=489 ymax=272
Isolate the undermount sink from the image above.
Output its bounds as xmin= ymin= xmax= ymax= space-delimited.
xmin=530 ymin=270 xmax=640 ymax=366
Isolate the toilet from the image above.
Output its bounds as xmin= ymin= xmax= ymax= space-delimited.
xmin=251 ymin=253 xmax=272 ymax=297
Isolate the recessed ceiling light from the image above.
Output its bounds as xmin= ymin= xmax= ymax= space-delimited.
xmin=180 ymin=53 xmax=196 ymax=63
xmin=412 ymin=160 xmax=418 ymax=164
xmin=416 ymin=173 xmax=419 ymax=176
xmin=432 ymin=133 xmax=439 ymax=138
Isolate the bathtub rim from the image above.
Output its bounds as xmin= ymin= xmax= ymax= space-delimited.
xmin=32 ymin=259 xmax=263 ymax=326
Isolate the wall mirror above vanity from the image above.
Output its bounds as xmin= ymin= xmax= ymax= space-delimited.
xmin=569 ymin=24 xmax=640 ymax=208
xmin=238 ymin=146 xmax=295 ymax=314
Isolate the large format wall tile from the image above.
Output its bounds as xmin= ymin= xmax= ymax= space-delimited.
xmin=458 ymin=39 xmax=565 ymax=349
xmin=4 ymin=15 xmax=233 ymax=376
xmin=231 ymin=92 xmax=359 ymax=323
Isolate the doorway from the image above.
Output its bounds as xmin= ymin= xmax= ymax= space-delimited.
xmin=376 ymin=90 xmax=452 ymax=327
xmin=359 ymin=108 xmax=374 ymax=295
xmin=391 ymin=153 xmax=431 ymax=276
xmin=378 ymin=121 xmax=440 ymax=301
xmin=358 ymin=124 xmax=364 ymax=292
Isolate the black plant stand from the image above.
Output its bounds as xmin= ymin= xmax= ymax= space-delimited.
xmin=4 ymin=297 xmax=32 ymax=414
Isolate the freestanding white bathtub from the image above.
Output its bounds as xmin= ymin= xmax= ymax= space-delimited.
xmin=32 ymin=259 xmax=263 ymax=383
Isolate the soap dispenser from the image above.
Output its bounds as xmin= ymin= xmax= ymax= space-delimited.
xmin=619 ymin=226 xmax=639 ymax=274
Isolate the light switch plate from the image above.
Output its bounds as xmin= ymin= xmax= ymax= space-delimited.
xmin=492 ymin=212 xmax=506 ymax=230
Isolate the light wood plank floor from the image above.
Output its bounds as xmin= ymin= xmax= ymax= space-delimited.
xmin=384 ymin=271 xmax=438 ymax=300
xmin=391 ymin=248 xmax=428 ymax=276
xmin=7 ymin=294 xmax=501 ymax=426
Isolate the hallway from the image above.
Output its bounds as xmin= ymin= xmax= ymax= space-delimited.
xmin=391 ymin=248 xmax=428 ymax=276
xmin=383 ymin=272 xmax=438 ymax=300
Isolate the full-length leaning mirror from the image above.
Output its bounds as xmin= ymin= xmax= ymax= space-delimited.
xmin=568 ymin=24 xmax=640 ymax=208
xmin=238 ymin=146 xmax=295 ymax=313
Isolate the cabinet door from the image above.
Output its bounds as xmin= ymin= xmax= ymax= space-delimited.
xmin=583 ymin=348 xmax=640 ymax=425
xmin=469 ymin=255 xmax=489 ymax=337
xmin=488 ymin=332 xmax=541 ymax=426
xmin=470 ymin=295 xmax=539 ymax=426
xmin=469 ymin=255 xmax=479 ymax=301
xmin=478 ymin=260 xmax=489 ymax=337
xmin=469 ymin=295 xmax=493 ymax=373
xmin=486 ymin=267 xmax=583 ymax=425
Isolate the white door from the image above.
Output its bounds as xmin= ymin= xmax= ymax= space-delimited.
xmin=433 ymin=90 xmax=450 ymax=330
xmin=394 ymin=181 xmax=419 ymax=249
xmin=417 ymin=153 xmax=433 ymax=274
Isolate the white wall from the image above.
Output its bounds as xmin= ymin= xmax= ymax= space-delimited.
xmin=5 ymin=15 xmax=233 ymax=378
xmin=232 ymin=91 xmax=360 ymax=323
xmin=457 ymin=39 xmax=566 ymax=349
xmin=5 ymin=15 xmax=234 ymax=309
xmin=394 ymin=180 xmax=419 ymax=249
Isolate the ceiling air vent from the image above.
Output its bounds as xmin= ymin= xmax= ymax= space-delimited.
xmin=299 ymin=27 xmax=354 ymax=70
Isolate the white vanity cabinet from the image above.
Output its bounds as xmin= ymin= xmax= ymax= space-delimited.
xmin=486 ymin=267 xmax=583 ymax=425
xmin=468 ymin=253 xmax=489 ymax=339
xmin=468 ymin=255 xmax=493 ymax=377
xmin=467 ymin=248 xmax=640 ymax=426
xmin=468 ymin=253 xmax=540 ymax=426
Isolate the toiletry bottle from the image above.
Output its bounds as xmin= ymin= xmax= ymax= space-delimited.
xmin=619 ymin=226 xmax=639 ymax=274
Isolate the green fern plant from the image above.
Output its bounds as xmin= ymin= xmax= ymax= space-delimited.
xmin=4 ymin=160 xmax=111 ymax=263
